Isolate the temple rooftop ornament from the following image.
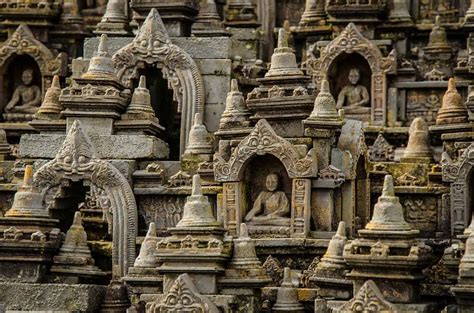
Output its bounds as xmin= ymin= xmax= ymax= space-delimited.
xmin=424 ymin=16 xmax=452 ymax=60
xmin=192 ymin=0 xmax=229 ymax=37
xmin=221 ymin=223 xmax=271 ymax=287
xmin=388 ymin=0 xmax=412 ymax=23
xmin=436 ymin=78 xmax=469 ymax=125
xmin=304 ymin=79 xmax=344 ymax=127
xmin=218 ymin=79 xmax=251 ymax=131
xmin=94 ymin=0 xmax=131 ymax=36
xmin=51 ymin=212 xmax=105 ymax=281
xmin=400 ymin=117 xmax=433 ymax=164
xmin=35 ymin=75 xmax=63 ymax=119
xmin=175 ymin=174 xmax=220 ymax=228
xmin=273 ymin=267 xmax=304 ymax=312
xmin=81 ymin=34 xmax=118 ymax=82
xmin=265 ymin=28 xmax=304 ymax=78
xmin=360 ymin=175 xmax=418 ymax=237
xmin=134 ymin=222 xmax=158 ymax=268
xmin=5 ymin=165 xmax=49 ymax=219
xmin=309 ymin=221 xmax=352 ymax=299
xmin=184 ymin=113 xmax=213 ymax=155
xmin=299 ymin=0 xmax=327 ymax=27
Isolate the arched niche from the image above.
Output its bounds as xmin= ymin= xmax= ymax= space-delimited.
xmin=113 ymin=9 xmax=205 ymax=156
xmin=442 ymin=143 xmax=474 ymax=235
xmin=0 ymin=24 xmax=66 ymax=109
xmin=243 ymin=154 xmax=292 ymax=216
xmin=34 ymin=120 xmax=137 ymax=278
xmin=328 ymin=52 xmax=372 ymax=103
xmin=133 ymin=67 xmax=180 ymax=160
xmin=307 ymin=23 xmax=396 ymax=126
xmin=216 ymin=119 xmax=315 ymax=238
xmin=1 ymin=54 xmax=42 ymax=112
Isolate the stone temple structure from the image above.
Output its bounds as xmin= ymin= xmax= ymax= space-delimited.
xmin=0 ymin=0 xmax=472 ymax=312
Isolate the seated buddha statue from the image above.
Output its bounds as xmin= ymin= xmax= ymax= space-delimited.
xmin=336 ymin=68 xmax=370 ymax=115
xmin=245 ymin=173 xmax=290 ymax=226
xmin=5 ymin=69 xmax=41 ymax=115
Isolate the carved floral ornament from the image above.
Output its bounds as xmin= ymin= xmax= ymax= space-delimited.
xmin=307 ymin=23 xmax=397 ymax=77
xmin=112 ymin=9 xmax=205 ymax=154
xmin=33 ymin=120 xmax=137 ymax=278
xmin=214 ymin=119 xmax=318 ymax=182
xmin=0 ymin=24 xmax=65 ymax=76
xmin=442 ymin=143 xmax=474 ymax=183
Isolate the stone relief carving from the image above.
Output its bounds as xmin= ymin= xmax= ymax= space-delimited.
xmin=335 ymin=280 xmax=400 ymax=313
xmin=112 ymin=9 xmax=205 ymax=154
xmin=214 ymin=119 xmax=318 ymax=182
xmin=139 ymin=196 xmax=185 ymax=234
xmin=307 ymin=23 xmax=396 ymax=125
xmin=406 ymin=90 xmax=442 ymax=125
xmin=148 ymin=273 xmax=219 ymax=313
xmin=442 ymin=143 xmax=474 ymax=235
xmin=262 ymin=254 xmax=284 ymax=286
xmin=33 ymin=120 xmax=137 ymax=278
xmin=369 ymin=134 xmax=394 ymax=162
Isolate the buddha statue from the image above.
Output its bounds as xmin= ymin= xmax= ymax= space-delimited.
xmin=245 ymin=173 xmax=290 ymax=226
xmin=336 ymin=68 xmax=370 ymax=114
xmin=5 ymin=69 xmax=41 ymax=114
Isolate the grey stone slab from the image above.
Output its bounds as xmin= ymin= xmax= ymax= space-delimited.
xmin=204 ymin=102 xmax=226 ymax=132
xmin=84 ymin=36 xmax=233 ymax=60
xmin=0 ymin=282 xmax=106 ymax=312
xmin=203 ymin=74 xmax=231 ymax=105
xmin=195 ymin=59 xmax=232 ymax=76
xmin=20 ymin=134 xmax=169 ymax=160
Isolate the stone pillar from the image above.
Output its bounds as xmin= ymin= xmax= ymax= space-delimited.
xmin=291 ymin=179 xmax=311 ymax=237
xmin=222 ymin=181 xmax=245 ymax=236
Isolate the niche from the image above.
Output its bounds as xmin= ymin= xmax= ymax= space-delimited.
xmin=243 ymin=154 xmax=291 ymax=218
xmin=135 ymin=67 xmax=180 ymax=160
xmin=327 ymin=52 xmax=371 ymax=103
xmin=1 ymin=54 xmax=42 ymax=113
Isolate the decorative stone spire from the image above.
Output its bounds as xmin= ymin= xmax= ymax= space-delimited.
xmin=5 ymin=165 xmax=49 ymax=218
xmin=465 ymin=0 xmax=474 ymax=26
xmin=322 ymin=221 xmax=346 ymax=262
xmin=299 ymin=0 xmax=326 ymax=27
xmin=219 ymin=79 xmax=250 ymax=130
xmin=36 ymin=75 xmax=63 ymax=117
xmin=401 ymin=117 xmax=433 ymax=163
xmin=265 ymin=28 xmax=304 ymax=78
xmin=0 ymin=129 xmax=11 ymax=160
xmin=100 ymin=280 xmax=131 ymax=311
xmin=95 ymin=0 xmax=131 ymax=36
xmin=124 ymin=76 xmax=157 ymax=120
xmin=362 ymin=175 xmax=415 ymax=234
xmin=176 ymin=174 xmax=220 ymax=228
xmin=60 ymin=0 xmax=85 ymax=28
xmin=134 ymin=222 xmax=158 ymax=268
xmin=460 ymin=231 xmax=474 ymax=284
xmin=305 ymin=80 xmax=343 ymax=125
xmin=82 ymin=34 xmax=117 ymax=80
xmin=388 ymin=0 xmax=412 ymax=22
xmin=184 ymin=113 xmax=213 ymax=155
xmin=273 ymin=267 xmax=304 ymax=312
xmin=436 ymin=78 xmax=468 ymax=125
xmin=52 ymin=212 xmax=104 ymax=277
xmin=425 ymin=16 xmax=451 ymax=55
xmin=193 ymin=0 xmax=229 ymax=36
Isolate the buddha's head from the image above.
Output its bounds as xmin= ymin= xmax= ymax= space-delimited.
xmin=21 ymin=69 xmax=34 ymax=86
xmin=348 ymin=68 xmax=360 ymax=85
xmin=265 ymin=173 xmax=279 ymax=192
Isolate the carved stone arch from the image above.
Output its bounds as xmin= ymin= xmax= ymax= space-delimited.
xmin=33 ymin=120 xmax=137 ymax=278
xmin=214 ymin=119 xmax=318 ymax=182
xmin=0 ymin=24 xmax=66 ymax=95
xmin=442 ymin=143 xmax=474 ymax=235
xmin=112 ymin=9 xmax=205 ymax=155
xmin=308 ymin=23 xmax=396 ymax=126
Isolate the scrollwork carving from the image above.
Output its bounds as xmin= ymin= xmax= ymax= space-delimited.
xmin=214 ymin=119 xmax=318 ymax=182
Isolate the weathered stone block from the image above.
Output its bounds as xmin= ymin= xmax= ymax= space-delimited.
xmin=20 ymin=134 xmax=169 ymax=160
xmin=204 ymin=102 xmax=226 ymax=132
xmin=195 ymin=59 xmax=232 ymax=76
xmin=203 ymin=74 xmax=231 ymax=105
xmin=0 ymin=282 xmax=106 ymax=311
